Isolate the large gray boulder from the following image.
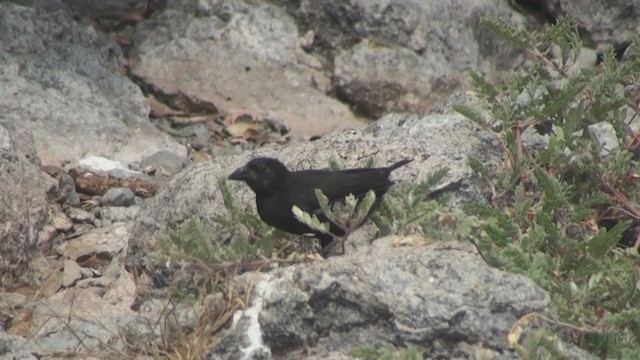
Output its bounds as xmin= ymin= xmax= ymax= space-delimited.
xmin=0 ymin=2 xmax=185 ymax=166
xmin=131 ymin=0 xmax=363 ymax=137
xmin=207 ymin=240 xmax=553 ymax=359
xmin=129 ymin=0 xmax=524 ymax=136
xmin=294 ymin=0 xmax=523 ymax=117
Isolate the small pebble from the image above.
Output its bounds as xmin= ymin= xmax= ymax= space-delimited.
xmin=62 ymin=260 xmax=83 ymax=287
xmin=58 ymin=171 xmax=80 ymax=206
xmin=140 ymin=150 xmax=188 ymax=176
xmin=101 ymin=187 xmax=136 ymax=207
xmin=66 ymin=207 xmax=96 ymax=224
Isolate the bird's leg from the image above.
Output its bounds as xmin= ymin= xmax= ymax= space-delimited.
xmin=319 ymin=239 xmax=336 ymax=257
xmin=319 ymin=235 xmax=347 ymax=256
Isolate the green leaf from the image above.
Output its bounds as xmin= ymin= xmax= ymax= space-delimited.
xmin=467 ymin=156 xmax=488 ymax=177
xmin=218 ymin=177 xmax=240 ymax=216
xmin=541 ymin=16 xmax=574 ymax=44
xmin=480 ymin=17 xmax=531 ymax=49
xmin=328 ymin=158 xmax=342 ymax=171
xmin=453 ymin=104 xmax=485 ymax=127
xmin=292 ymin=205 xmax=331 ymax=234
xmin=469 ymin=71 xmax=499 ymax=99
xmin=353 ymin=190 xmax=377 ymax=225
xmin=314 ymin=188 xmax=333 ymax=219
xmin=571 ymin=193 xmax=608 ymax=222
xmin=345 ymin=193 xmax=358 ymax=212
xmin=364 ymin=157 xmax=374 ymax=168
xmin=542 ymin=80 xmax=586 ymax=118
xmin=587 ymin=221 xmax=631 ymax=259
xmin=410 ymin=168 xmax=448 ymax=207
xmin=533 ymin=167 xmax=567 ymax=210
xmin=538 ymin=209 xmax=560 ymax=238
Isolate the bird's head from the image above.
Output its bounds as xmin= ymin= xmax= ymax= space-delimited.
xmin=228 ymin=157 xmax=290 ymax=195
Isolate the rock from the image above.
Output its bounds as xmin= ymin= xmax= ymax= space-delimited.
xmin=30 ymin=255 xmax=62 ymax=282
xmin=130 ymin=0 xmax=363 ymax=137
xmin=62 ymin=260 xmax=83 ymax=287
xmin=76 ymin=275 xmax=117 ymax=296
xmin=13 ymin=247 xmax=142 ymax=356
xmin=291 ymin=0 xmax=523 ymax=118
xmin=41 ymin=171 xmax=59 ymax=200
xmin=0 ymin=124 xmax=49 ymax=284
xmin=99 ymin=206 xmax=140 ymax=224
xmin=57 ymin=223 xmax=131 ymax=261
xmin=62 ymin=0 xmax=149 ymax=19
xmin=528 ymin=0 xmax=640 ymax=52
xmin=333 ymin=38 xmax=458 ymax=118
xmin=207 ymin=240 xmax=550 ymax=359
xmin=0 ymin=2 xmax=186 ymax=167
xmin=79 ymin=266 xmax=96 ymax=278
xmin=103 ymin=269 xmax=137 ymax=309
xmin=126 ymin=112 xmax=498 ymax=286
xmin=567 ymin=47 xmax=598 ymax=76
xmin=37 ymin=225 xmax=59 ymax=249
xmin=50 ymin=210 xmax=74 ymax=232
xmin=204 ymin=239 xmax=596 ymax=359
xmin=5 ymin=262 xmax=154 ymax=357
xmin=130 ymin=0 xmax=526 ymax=137
xmin=65 ymin=207 xmax=96 ymax=224
xmin=139 ymin=150 xmax=188 ymax=176
xmin=0 ymin=291 xmax=27 ymax=309
xmin=101 ymin=187 xmax=137 ymax=207
xmin=40 ymin=272 xmax=63 ymax=298
xmin=57 ymin=171 xmax=81 ymax=207
xmin=26 ymin=287 xmax=137 ymax=354
xmin=588 ymin=122 xmax=619 ymax=157
xmin=0 ymin=331 xmax=31 ymax=360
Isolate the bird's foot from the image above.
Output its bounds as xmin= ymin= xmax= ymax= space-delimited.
xmin=319 ymin=236 xmax=347 ymax=257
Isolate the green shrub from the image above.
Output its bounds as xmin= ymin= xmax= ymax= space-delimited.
xmin=456 ymin=16 xmax=640 ymax=358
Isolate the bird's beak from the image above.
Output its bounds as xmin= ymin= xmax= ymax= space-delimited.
xmin=228 ymin=165 xmax=253 ymax=181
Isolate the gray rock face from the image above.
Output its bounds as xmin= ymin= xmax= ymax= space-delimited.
xmin=0 ymin=124 xmax=49 ymax=283
xmin=531 ymin=0 xmax=640 ymax=51
xmin=2 ymin=224 xmax=145 ymax=357
xmin=99 ymin=205 xmax=140 ymax=224
xmin=0 ymin=331 xmax=32 ymax=360
xmin=297 ymin=0 xmax=522 ymax=117
xmin=62 ymin=0 xmax=148 ymax=17
xmin=209 ymin=241 xmax=550 ymax=359
xmin=131 ymin=0 xmax=362 ymax=137
xmin=0 ymin=2 xmax=185 ymax=166
xmin=130 ymin=0 xmax=523 ymax=136
xmin=24 ymin=278 xmax=137 ymax=354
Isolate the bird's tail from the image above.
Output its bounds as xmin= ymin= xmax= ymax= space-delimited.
xmin=388 ymin=159 xmax=412 ymax=171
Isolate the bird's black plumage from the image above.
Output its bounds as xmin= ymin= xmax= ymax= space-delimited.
xmin=228 ymin=157 xmax=411 ymax=248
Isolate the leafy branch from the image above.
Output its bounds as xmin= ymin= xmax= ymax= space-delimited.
xmin=293 ymin=189 xmax=377 ymax=254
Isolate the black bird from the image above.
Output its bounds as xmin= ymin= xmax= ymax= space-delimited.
xmin=228 ymin=157 xmax=411 ymax=249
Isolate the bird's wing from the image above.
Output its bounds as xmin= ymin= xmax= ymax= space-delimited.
xmin=322 ymin=171 xmax=392 ymax=200
xmin=286 ymin=169 xmax=392 ymax=213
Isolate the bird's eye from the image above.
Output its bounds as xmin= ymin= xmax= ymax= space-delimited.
xmin=253 ymin=162 xmax=269 ymax=173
